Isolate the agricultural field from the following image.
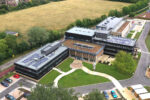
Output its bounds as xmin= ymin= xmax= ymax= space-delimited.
xmin=0 ymin=0 xmax=130 ymax=34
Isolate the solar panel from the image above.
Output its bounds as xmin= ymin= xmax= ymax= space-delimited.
xmin=22 ymin=53 xmax=39 ymax=63
xmin=32 ymin=57 xmax=48 ymax=67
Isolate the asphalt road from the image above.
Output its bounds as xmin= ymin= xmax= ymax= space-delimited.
xmin=73 ymin=22 xmax=150 ymax=94
xmin=0 ymin=49 xmax=37 ymax=71
xmin=0 ymin=78 xmax=35 ymax=99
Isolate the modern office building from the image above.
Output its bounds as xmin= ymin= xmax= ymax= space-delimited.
xmin=96 ymin=16 xmax=131 ymax=37
xmin=65 ymin=27 xmax=136 ymax=56
xmin=15 ymin=41 xmax=69 ymax=79
xmin=96 ymin=17 xmax=123 ymax=31
xmin=65 ymin=27 xmax=95 ymax=42
xmin=63 ymin=39 xmax=104 ymax=62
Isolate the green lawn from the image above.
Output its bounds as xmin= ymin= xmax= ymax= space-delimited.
xmin=0 ymin=72 xmax=14 ymax=82
xmin=83 ymin=62 xmax=132 ymax=80
xmin=146 ymin=32 xmax=150 ymax=51
xmin=145 ymin=86 xmax=150 ymax=92
xmin=58 ymin=69 xmax=109 ymax=88
xmin=39 ymin=70 xmax=60 ymax=84
xmin=135 ymin=32 xmax=142 ymax=40
xmin=57 ymin=57 xmax=74 ymax=72
xmin=127 ymin=33 xmax=133 ymax=38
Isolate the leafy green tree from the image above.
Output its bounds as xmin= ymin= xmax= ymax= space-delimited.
xmin=122 ymin=6 xmax=131 ymax=15
xmin=84 ymin=89 xmax=105 ymax=100
xmin=0 ymin=39 xmax=8 ymax=61
xmin=28 ymin=84 xmax=78 ymax=100
xmin=75 ymin=19 xmax=83 ymax=27
xmin=28 ymin=27 xmax=49 ymax=47
xmin=17 ymin=41 xmax=30 ymax=53
xmin=129 ymin=12 xmax=135 ymax=17
xmin=113 ymin=51 xmax=136 ymax=75
xmin=5 ymin=35 xmax=17 ymax=52
xmin=0 ymin=32 xmax=6 ymax=39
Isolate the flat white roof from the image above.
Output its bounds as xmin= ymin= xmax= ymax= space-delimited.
xmin=139 ymin=93 xmax=150 ymax=99
xmin=131 ymin=84 xmax=144 ymax=90
xmin=135 ymin=88 xmax=148 ymax=94
xmin=66 ymin=27 xmax=95 ymax=37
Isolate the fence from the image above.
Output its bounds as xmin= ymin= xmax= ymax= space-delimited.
xmin=0 ymin=66 xmax=15 ymax=78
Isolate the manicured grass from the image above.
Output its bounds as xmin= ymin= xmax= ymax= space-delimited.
xmin=0 ymin=0 xmax=130 ymax=34
xmin=83 ymin=62 xmax=132 ymax=80
xmin=146 ymin=32 xmax=150 ymax=51
xmin=145 ymin=86 xmax=150 ymax=92
xmin=127 ymin=30 xmax=135 ymax=38
xmin=127 ymin=33 xmax=132 ymax=38
xmin=135 ymin=32 xmax=142 ymax=40
xmin=58 ymin=69 xmax=109 ymax=88
xmin=0 ymin=72 xmax=14 ymax=82
xmin=39 ymin=70 xmax=60 ymax=84
xmin=57 ymin=57 xmax=74 ymax=72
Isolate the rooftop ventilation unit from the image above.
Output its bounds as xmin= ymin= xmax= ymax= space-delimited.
xmin=41 ymin=42 xmax=61 ymax=55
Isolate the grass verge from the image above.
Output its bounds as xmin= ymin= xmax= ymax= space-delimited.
xmin=57 ymin=57 xmax=74 ymax=72
xmin=58 ymin=69 xmax=109 ymax=88
xmin=39 ymin=70 xmax=60 ymax=84
xmin=145 ymin=32 xmax=150 ymax=51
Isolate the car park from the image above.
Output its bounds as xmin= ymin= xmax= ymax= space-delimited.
xmin=4 ymin=78 xmax=13 ymax=83
xmin=13 ymin=74 xmax=20 ymax=79
xmin=103 ymin=91 xmax=109 ymax=99
xmin=111 ymin=90 xmax=117 ymax=98
xmin=1 ymin=81 xmax=9 ymax=87
xmin=5 ymin=94 xmax=16 ymax=100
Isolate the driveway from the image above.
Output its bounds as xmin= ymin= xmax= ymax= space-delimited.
xmin=72 ymin=22 xmax=150 ymax=94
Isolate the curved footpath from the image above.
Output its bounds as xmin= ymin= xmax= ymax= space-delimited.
xmin=72 ymin=22 xmax=150 ymax=94
xmin=53 ymin=69 xmax=77 ymax=87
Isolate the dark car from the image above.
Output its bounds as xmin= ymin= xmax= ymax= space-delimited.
xmin=23 ymin=92 xmax=31 ymax=98
xmin=111 ymin=90 xmax=117 ymax=98
xmin=5 ymin=94 xmax=16 ymax=100
xmin=103 ymin=91 xmax=109 ymax=99
xmin=1 ymin=81 xmax=9 ymax=87
xmin=4 ymin=78 xmax=13 ymax=83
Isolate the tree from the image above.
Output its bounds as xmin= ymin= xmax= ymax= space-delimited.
xmin=112 ymin=51 xmax=136 ymax=75
xmin=16 ymin=41 xmax=30 ymax=53
xmin=122 ymin=6 xmax=131 ymax=15
xmin=0 ymin=32 xmax=6 ymax=39
xmin=0 ymin=39 xmax=8 ymax=61
xmin=28 ymin=27 xmax=49 ymax=47
xmin=84 ymin=89 xmax=105 ymax=100
xmin=129 ymin=12 xmax=135 ymax=17
xmin=28 ymin=84 xmax=78 ymax=100
xmin=5 ymin=34 xmax=17 ymax=53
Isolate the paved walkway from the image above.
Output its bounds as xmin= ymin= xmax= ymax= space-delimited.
xmin=53 ymin=69 xmax=77 ymax=87
xmin=81 ymin=66 xmax=123 ymax=90
xmin=53 ymin=68 xmax=65 ymax=74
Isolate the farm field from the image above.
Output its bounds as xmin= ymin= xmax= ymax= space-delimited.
xmin=0 ymin=0 xmax=130 ymax=34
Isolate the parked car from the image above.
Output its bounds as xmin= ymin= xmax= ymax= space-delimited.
xmin=1 ymin=81 xmax=9 ymax=87
xmin=5 ymin=94 xmax=16 ymax=100
xmin=23 ymin=92 xmax=31 ymax=98
xmin=13 ymin=74 xmax=20 ymax=78
xmin=111 ymin=90 xmax=117 ymax=98
xmin=103 ymin=91 xmax=109 ymax=99
xmin=4 ymin=78 xmax=13 ymax=83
